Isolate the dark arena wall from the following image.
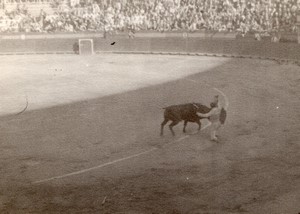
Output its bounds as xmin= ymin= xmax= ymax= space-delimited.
xmin=1 ymin=32 xmax=300 ymax=61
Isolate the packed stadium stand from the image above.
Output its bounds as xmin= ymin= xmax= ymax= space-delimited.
xmin=0 ymin=0 xmax=299 ymax=35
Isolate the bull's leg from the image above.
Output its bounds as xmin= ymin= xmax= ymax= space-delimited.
xmin=169 ymin=121 xmax=179 ymax=136
xmin=196 ymin=120 xmax=202 ymax=131
xmin=183 ymin=120 xmax=188 ymax=133
xmin=160 ymin=118 xmax=169 ymax=136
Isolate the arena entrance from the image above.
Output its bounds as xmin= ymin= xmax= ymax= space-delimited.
xmin=79 ymin=39 xmax=94 ymax=55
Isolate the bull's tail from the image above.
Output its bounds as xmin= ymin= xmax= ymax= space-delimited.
xmin=151 ymin=103 xmax=166 ymax=109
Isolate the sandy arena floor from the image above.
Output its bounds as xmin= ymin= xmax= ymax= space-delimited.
xmin=0 ymin=54 xmax=299 ymax=214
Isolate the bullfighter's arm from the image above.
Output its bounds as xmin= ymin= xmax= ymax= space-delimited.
xmin=196 ymin=108 xmax=217 ymax=118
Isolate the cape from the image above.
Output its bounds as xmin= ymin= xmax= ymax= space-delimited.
xmin=220 ymin=107 xmax=227 ymax=125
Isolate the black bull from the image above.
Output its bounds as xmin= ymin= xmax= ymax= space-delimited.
xmin=160 ymin=103 xmax=211 ymax=136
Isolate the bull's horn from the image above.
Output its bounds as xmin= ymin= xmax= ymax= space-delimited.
xmin=193 ymin=103 xmax=199 ymax=109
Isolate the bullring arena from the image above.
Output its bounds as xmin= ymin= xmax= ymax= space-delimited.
xmin=0 ymin=49 xmax=299 ymax=213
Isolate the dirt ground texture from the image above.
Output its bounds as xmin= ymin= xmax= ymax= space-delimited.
xmin=0 ymin=54 xmax=299 ymax=214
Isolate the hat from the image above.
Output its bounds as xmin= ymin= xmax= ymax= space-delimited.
xmin=210 ymin=95 xmax=219 ymax=108
xmin=210 ymin=102 xmax=217 ymax=108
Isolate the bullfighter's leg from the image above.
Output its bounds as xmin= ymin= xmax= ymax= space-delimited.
xmin=210 ymin=121 xmax=221 ymax=141
xmin=160 ymin=118 xmax=169 ymax=136
xmin=183 ymin=120 xmax=188 ymax=133
xmin=169 ymin=121 xmax=179 ymax=136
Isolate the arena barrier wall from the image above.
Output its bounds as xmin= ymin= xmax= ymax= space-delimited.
xmin=0 ymin=32 xmax=299 ymax=62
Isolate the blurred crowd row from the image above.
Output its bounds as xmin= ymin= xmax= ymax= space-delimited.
xmin=0 ymin=0 xmax=299 ymax=35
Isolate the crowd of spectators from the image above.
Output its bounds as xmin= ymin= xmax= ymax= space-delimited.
xmin=0 ymin=0 xmax=299 ymax=36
